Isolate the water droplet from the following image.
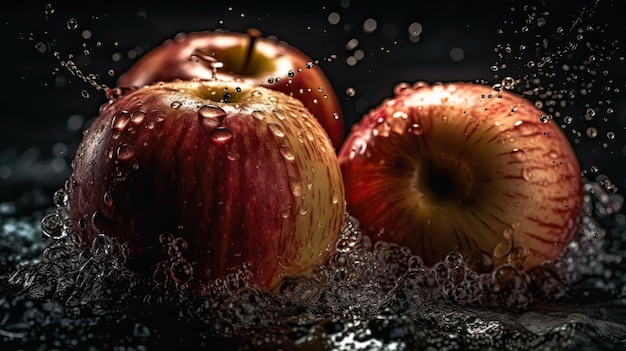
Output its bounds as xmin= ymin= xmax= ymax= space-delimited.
xmin=116 ymin=144 xmax=134 ymax=161
xmin=41 ymin=213 xmax=65 ymax=239
xmin=171 ymin=101 xmax=182 ymax=109
xmin=493 ymin=240 xmax=512 ymax=258
xmin=131 ymin=110 xmax=146 ymax=125
xmin=586 ymin=127 xmax=598 ymax=138
xmin=408 ymin=123 xmax=424 ymax=136
xmin=209 ymin=127 xmax=233 ymax=143
xmin=103 ymin=192 xmax=113 ymax=206
xmin=268 ymin=123 xmax=285 ymax=138
xmin=198 ymin=105 xmax=226 ymax=123
xmin=345 ymin=87 xmax=356 ymax=97
xmin=170 ymin=258 xmax=193 ymax=285
xmin=332 ymin=192 xmax=340 ymax=204
xmin=67 ymin=18 xmax=78 ymax=30
xmin=279 ymin=145 xmax=295 ymax=161
xmin=44 ymin=3 xmax=55 ymax=15
xmin=252 ymin=110 xmax=266 ymax=120
xmin=510 ymin=148 xmax=526 ymax=161
xmin=539 ymin=115 xmax=551 ymax=123
xmin=522 ymin=167 xmax=533 ymax=181
xmin=289 ymin=176 xmax=302 ymax=197
xmin=111 ymin=111 xmax=130 ymax=130
xmin=280 ymin=209 xmax=290 ymax=219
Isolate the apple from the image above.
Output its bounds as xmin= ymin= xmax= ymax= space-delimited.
xmin=66 ymin=79 xmax=346 ymax=291
xmin=337 ymin=81 xmax=582 ymax=272
xmin=116 ymin=29 xmax=345 ymax=148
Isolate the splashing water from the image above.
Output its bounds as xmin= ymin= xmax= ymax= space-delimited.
xmin=1 ymin=175 xmax=624 ymax=350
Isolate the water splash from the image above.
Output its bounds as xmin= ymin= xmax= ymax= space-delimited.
xmin=1 ymin=176 xmax=624 ymax=349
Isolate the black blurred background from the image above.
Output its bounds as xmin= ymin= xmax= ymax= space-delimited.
xmin=1 ymin=0 xmax=625 ymax=216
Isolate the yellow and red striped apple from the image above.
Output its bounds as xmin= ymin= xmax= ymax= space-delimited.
xmin=67 ymin=80 xmax=346 ymax=290
xmin=338 ymin=81 xmax=583 ymax=272
xmin=117 ymin=29 xmax=345 ymax=148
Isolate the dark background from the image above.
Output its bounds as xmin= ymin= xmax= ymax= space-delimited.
xmin=1 ymin=0 xmax=625 ymax=215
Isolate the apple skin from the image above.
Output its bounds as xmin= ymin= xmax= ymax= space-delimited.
xmin=67 ymin=80 xmax=346 ymax=291
xmin=337 ymin=81 xmax=583 ymax=272
xmin=116 ymin=30 xmax=345 ymax=149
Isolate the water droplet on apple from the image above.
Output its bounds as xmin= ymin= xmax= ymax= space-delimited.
xmin=510 ymin=148 xmax=526 ymax=161
xmin=131 ymin=110 xmax=146 ymax=125
xmin=111 ymin=111 xmax=130 ymax=130
xmin=252 ymin=110 xmax=266 ymax=120
xmin=408 ymin=123 xmax=424 ymax=136
xmin=103 ymin=192 xmax=113 ymax=206
xmin=171 ymin=101 xmax=183 ymax=109
xmin=116 ymin=144 xmax=134 ymax=161
xmin=268 ymin=123 xmax=285 ymax=138
xmin=272 ymin=109 xmax=287 ymax=120
xmin=332 ymin=192 xmax=340 ymax=204
xmin=209 ymin=127 xmax=233 ymax=143
xmin=280 ymin=209 xmax=290 ymax=219
xmin=493 ymin=240 xmax=512 ymax=259
xmin=279 ymin=145 xmax=295 ymax=161
xmin=522 ymin=167 xmax=533 ymax=181
xmin=198 ymin=105 xmax=226 ymax=123
xmin=289 ymin=176 xmax=302 ymax=197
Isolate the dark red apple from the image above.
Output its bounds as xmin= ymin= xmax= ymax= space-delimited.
xmin=116 ymin=29 xmax=345 ymax=148
xmin=337 ymin=81 xmax=583 ymax=272
xmin=67 ymin=79 xmax=346 ymax=291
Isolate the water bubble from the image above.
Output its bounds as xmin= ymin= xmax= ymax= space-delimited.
xmin=41 ymin=213 xmax=65 ymax=239
xmin=44 ymin=3 xmax=55 ymax=15
xmin=585 ymin=127 xmax=598 ymax=138
xmin=67 ymin=18 xmax=78 ymax=30
xmin=345 ymin=87 xmax=356 ymax=97
xmin=170 ymin=258 xmax=193 ymax=285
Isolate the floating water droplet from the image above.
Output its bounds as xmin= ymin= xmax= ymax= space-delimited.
xmin=67 ymin=18 xmax=78 ymax=30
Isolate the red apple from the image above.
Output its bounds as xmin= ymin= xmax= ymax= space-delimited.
xmin=67 ymin=79 xmax=346 ymax=291
xmin=337 ymin=81 xmax=583 ymax=272
xmin=116 ymin=29 xmax=345 ymax=148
